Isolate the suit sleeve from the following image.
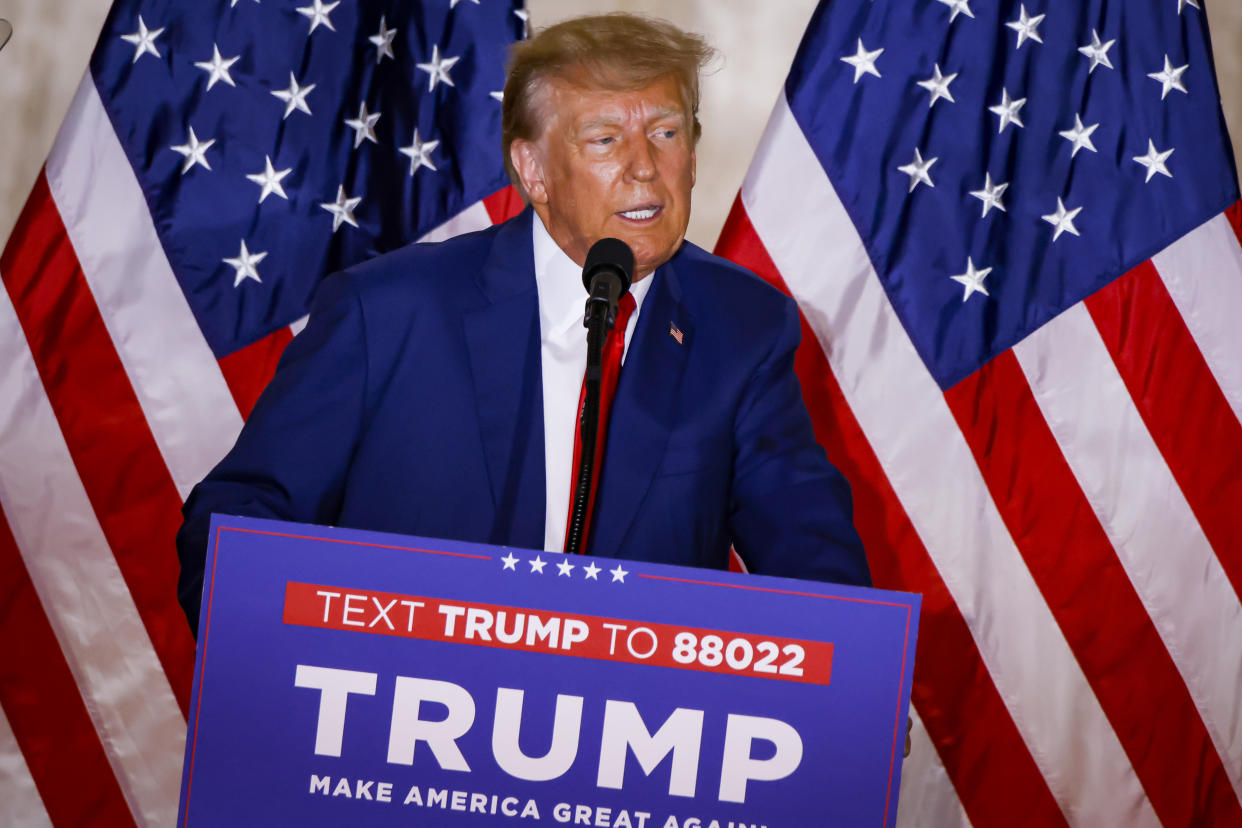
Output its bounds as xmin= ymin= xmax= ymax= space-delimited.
xmin=175 ymin=274 xmax=368 ymax=635
xmin=727 ymin=296 xmax=872 ymax=587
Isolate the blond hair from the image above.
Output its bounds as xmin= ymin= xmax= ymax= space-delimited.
xmin=501 ymin=14 xmax=715 ymax=192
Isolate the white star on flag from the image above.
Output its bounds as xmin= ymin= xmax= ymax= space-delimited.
xmin=1079 ymin=29 xmax=1116 ymax=73
xmin=450 ymin=0 xmax=481 ymax=7
xmin=1059 ymin=114 xmax=1100 ymax=157
xmin=1042 ymin=198 xmax=1083 ymax=241
xmin=582 ymin=562 xmax=601 ymax=580
xmin=416 ymin=45 xmax=460 ymax=92
xmin=1007 ymin=5 xmax=1045 ymax=49
xmin=951 ymin=257 xmax=993 ymax=301
xmin=1133 ymin=140 xmax=1175 ymax=182
xmin=400 ymin=129 xmax=440 ymax=175
xmin=969 ymin=173 xmax=1008 ymax=217
xmin=916 ymin=64 xmax=958 ymax=108
xmin=223 ymin=240 xmax=267 ymax=287
xmin=296 ymin=0 xmax=339 ymax=33
xmin=898 ymin=148 xmax=937 ymax=192
xmin=121 ymin=16 xmax=164 ymax=64
xmin=194 ymin=45 xmax=240 ymax=90
xmin=369 ymin=16 xmax=397 ymax=63
xmin=936 ymin=0 xmax=974 ymax=22
xmin=989 ymin=89 xmax=1027 ymax=133
xmin=528 ymin=557 xmax=547 ymax=574
xmin=344 ymin=102 xmax=381 ymax=148
xmin=556 ymin=559 xmax=575 ymax=577
xmin=271 ymin=73 xmax=315 ymax=119
xmin=609 ymin=565 xmax=629 ymax=583
xmin=501 ymin=553 xmax=519 ymax=571
xmin=490 ymin=90 xmax=505 ymax=102
xmin=841 ymin=39 xmax=883 ymax=83
xmin=1148 ymin=55 xmax=1189 ymax=100
xmin=246 ymin=156 xmax=292 ymax=203
xmin=1179 ymin=0 xmax=1200 ymax=12
xmin=170 ymin=127 xmax=215 ymax=174
xmin=320 ymin=185 xmax=362 ymax=231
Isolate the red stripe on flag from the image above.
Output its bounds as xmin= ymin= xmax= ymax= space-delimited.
xmin=1087 ymin=261 xmax=1242 ymax=587
xmin=483 ymin=185 xmax=525 ymax=224
xmin=945 ymin=351 xmax=1242 ymax=826
xmin=1226 ymin=201 xmax=1242 ymax=246
xmin=0 ymin=171 xmax=195 ymax=714
xmin=714 ymin=199 xmax=1068 ymax=827
xmin=218 ymin=326 xmax=293 ymax=420
xmin=0 ymin=506 xmax=137 ymax=827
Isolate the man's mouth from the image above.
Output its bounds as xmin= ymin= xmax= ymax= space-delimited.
xmin=617 ymin=205 xmax=662 ymax=222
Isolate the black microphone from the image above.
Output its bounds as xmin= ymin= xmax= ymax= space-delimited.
xmin=582 ymin=237 xmax=634 ymax=331
xmin=0 ymin=20 xmax=12 ymax=53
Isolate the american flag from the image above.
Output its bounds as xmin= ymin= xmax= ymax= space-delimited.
xmin=0 ymin=0 xmax=524 ymax=823
xmin=715 ymin=0 xmax=1242 ymax=825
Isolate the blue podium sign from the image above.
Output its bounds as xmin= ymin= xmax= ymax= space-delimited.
xmin=179 ymin=516 xmax=920 ymax=827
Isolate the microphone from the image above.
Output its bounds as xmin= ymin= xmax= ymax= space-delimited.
xmin=0 ymin=20 xmax=11 ymax=53
xmin=582 ymin=237 xmax=634 ymax=331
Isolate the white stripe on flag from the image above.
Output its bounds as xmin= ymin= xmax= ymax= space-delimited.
xmin=741 ymin=94 xmax=1160 ymax=828
xmin=0 ymin=702 xmax=52 ymax=828
xmin=419 ymin=199 xmax=494 ymax=243
xmin=1151 ymin=213 xmax=1242 ymax=424
xmin=46 ymin=76 xmax=244 ymax=502
xmin=0 ymin=284 xmax=183 ymax=827
xmin=1014 ymin=305 xmax=1242 ymax=798
xmin=896 ymin=708 xmax=972 ymax=828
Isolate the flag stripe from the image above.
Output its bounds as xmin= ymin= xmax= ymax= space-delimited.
xmin=46 ymin=77 xmax=244 ymax=502
xmin=895 ymin=709 xmax=971 ymax=828
xmin=0 ymin=703 xmax=52 ymax=828
xmin=944 ymin=350 xmax=1241 ymax=826
xmin=714 ymin=199 xmax=1061 ymax=828
xmin=218 ymin=327 xmax=293 ymax=420
xmin=0 ymin=506 xmax=136 ymax=827
xmin=0 ymin=275 xmax=183 ymax=827
xmin=0 ymin=169 xmax=195 ymax=717
xmin=1014 ymin=305 xmax=1242 ymax=805
xmin=742 ymin=94 xmax=1161 ymax=828
xmin=483 ymin=185 xmax=526 ymax=225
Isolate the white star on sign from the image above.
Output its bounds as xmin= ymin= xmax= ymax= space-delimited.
xmin=1079 ymin=29 xmax=1116 ymax=74
xmin=1179 ymin=0 xmax=1200 ymax=13
xmin=1007 ymin=5 xmax=1045 ymax=49
xmin=989 ymin=89 xmax=1026 ymax=133
xmin=246 ymin=156 xmax=291 ymax=203
xmin=936 ymin=0 xmax=975 ymax=22
xmin=400 ymin=129 xmax=440 ymax=175
xmin=609 ymin=565 xmax=629 ymax=583
xmin=1059 ymin=114 xmax=1099 ymax=157
xmin=416 ymin=45 xmax=460 ymax=93
xmin=916 ymin=63 xmax=958 ymax=108
xmin=121 ymin=16 xmax=164 ymax=64
xmin=1148 ymin=55 xmax=1189 ymax=100
xmin=528 ymin=557 xmax=547 ymax=574
xmin=296 ymin=0 xmax=339 ymax=33
xmin=1133 ymin=140 xmax=1174 ymax=182
xmin=369 ymin=16 xmax=397 ymax=63
xmin=950 ymin=257 xmax=993 ymax=302
xmin=556 ymin=558 xmax=575 ymax=577
xmin=841 ymin=39 xmax=883 ymax=83
xmin=170 ymin=127 xmax=215 ymax=174
xmin=1042 ymin=198 xmax=1083 ymax=242
xmin=223 ymin=240 xmax=266 ymax=287
xmin=582 ymin=562 xmax=601 ymax=580
xmin=969 ymin=173 xmax=1008 ymax=218
xmin=501 ymin=553 xmax=519 ymax=571
xmin=320 ymin=185 xmax=362 ymax=232
xmin=194 ymin=45 xmax=240 ymax=90
xmin=344 ymin=102 xmax=381 ymax=148
xmin=272 ymin=72 xmax=315 ymax=119
xmin=897 ymin=148 xmax=937 ymax=192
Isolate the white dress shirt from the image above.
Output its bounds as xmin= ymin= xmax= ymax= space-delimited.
xmin=533 ymin=212 xmax=653 ymax=553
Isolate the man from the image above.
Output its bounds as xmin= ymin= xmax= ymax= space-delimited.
xmin=176 ymin=14 xmax=869 ymax=636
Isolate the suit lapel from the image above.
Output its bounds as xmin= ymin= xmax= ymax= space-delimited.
xmin=462 ymin=208 xmax=546 ymax=549
xmin=590 ymin=260 xmax=694 ymax=559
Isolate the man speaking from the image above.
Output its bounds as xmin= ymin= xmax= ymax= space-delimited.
xmin=176 ymin=14 xmax=870 ymax=635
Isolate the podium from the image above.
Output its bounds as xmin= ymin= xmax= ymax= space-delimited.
xmin=178 ymin=515 xmax=919 ymax=827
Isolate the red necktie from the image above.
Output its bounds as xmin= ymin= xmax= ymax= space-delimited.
xmin=564 ymin=292 xmax=637 ymax=554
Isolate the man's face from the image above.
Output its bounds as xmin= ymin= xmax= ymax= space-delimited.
xmin=511 ymin=74 xmax=696 ymax=280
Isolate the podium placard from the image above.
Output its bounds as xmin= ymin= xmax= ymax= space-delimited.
xmin=179 ymin=516 xmax=920 ymax=827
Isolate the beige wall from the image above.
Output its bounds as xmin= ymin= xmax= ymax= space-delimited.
xmin=1 ymin=0 xmax=1240 ymax=249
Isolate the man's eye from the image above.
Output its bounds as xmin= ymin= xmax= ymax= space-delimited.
xmin=593 ymin=136 xmax=615 ymax=146
xmin=655 ymin=128 xmax=678 ymax=140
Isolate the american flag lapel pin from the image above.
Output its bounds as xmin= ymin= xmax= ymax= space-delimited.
xmin=668 ymin=322 xmax=684 ymax=345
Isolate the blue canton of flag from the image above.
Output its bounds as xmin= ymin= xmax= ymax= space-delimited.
xmin=787 ymin=0 xmax=1239 ymax=388
xmin=91 ymin=0 xmax=527 ymax=358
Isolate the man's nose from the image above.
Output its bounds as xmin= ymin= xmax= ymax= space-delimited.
xmin=626 ymin=138 xmax=658 ymax=182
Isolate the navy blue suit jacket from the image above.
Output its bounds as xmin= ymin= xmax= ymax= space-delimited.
xmin=177 ymin=209 xmax=869 ymax=632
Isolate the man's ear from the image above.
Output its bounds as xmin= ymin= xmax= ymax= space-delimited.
xmin=510 ymin=140 xmax=548 ymax=204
